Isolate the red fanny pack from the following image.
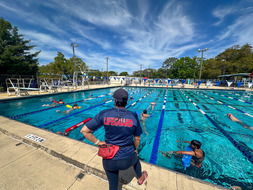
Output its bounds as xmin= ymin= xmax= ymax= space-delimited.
xmin=98 ymin=144 xmax=120 ymax=159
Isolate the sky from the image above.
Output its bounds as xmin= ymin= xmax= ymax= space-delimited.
xmin=1 ymin=0 xmax=253 ymax=74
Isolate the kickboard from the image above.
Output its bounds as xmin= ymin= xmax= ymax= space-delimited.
xmin=182 ymin=145 xmax=193 ymax=170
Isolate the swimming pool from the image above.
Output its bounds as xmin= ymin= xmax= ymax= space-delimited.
xmin=0 ymin=87 xmax=252 ymax=189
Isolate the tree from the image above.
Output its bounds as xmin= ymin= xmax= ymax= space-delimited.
xmin=0 ymin=18 xmax=40 ymax=75
xmin=38 ymin=52 xmax=88 ymax=78
xmin=119 ymin=72 xmax=128 ymax=76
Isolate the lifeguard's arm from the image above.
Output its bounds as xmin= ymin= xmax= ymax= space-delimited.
xmin=174 ymin=150 xmax=195 ymax=156
xmin=80 ymin=125 xmax=105 ymax=146
xmin=134 ymin=136 xmax=141 ymax=150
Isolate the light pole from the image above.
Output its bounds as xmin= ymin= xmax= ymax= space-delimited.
xmin=197 ymin=48 xmax=208 ymax=80
xmin=106 ymin=56 xmax=110 ymax=84
xmin=71 ymin=43 xmax=79 ymax=89
xmin=140 ymin=64 xmax=143 ymax=85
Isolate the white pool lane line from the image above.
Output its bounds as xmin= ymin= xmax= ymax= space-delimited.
xmin=203 ymin=90 xmax=253 ymax=105
xmin=180 ymin=90 xmax=253 ymax=165
xmin=193 ymin=91 xmax=253 ymax=118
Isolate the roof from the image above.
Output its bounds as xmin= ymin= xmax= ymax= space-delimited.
xmin=217 ymin=73 xmax=251 ymax=78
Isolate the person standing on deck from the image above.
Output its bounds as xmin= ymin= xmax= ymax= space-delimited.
xmin=81 ymin=88 xmax=148 ymax=190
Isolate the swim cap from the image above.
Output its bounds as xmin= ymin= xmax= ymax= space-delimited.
xmin=113 ymin=88 xmax=128 ymax=102
xmin=143 ymin=110 xmax=147 ymax=114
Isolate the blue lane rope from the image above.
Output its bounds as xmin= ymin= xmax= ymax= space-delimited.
xmin=149 ymin=88 xmax=168 ymax=165
xmin=39 ymin=88 xmax=144 ymax=129
xmin=196 ymin=91 xmax=253 ymax=118
xmin=10 ymin=92 xmax=113 ymax=120
xmin=38 ymin=100 xmax=113 ymax=128
xmin=10 ymin=87 xmax=140 ymax=120
xmin=204 ymin=90 xmax=253 ymax=105
xmin=181 ymin=90 xmax=253 ymax=164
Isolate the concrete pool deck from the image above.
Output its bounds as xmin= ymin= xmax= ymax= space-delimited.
xmin=1 ymin=83 xmax=250 ymax=189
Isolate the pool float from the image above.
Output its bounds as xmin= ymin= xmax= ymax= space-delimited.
xmin=182 ymin=145 xmax=193 ymax=170
xmin=66 ymin=104 xmax=82 ymax=109
xmin=65 ymin=118 xmax=92 ymax=134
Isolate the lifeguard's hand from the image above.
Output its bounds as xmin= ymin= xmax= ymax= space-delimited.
xmin=97 ymin=141 xmax=106 ymax=146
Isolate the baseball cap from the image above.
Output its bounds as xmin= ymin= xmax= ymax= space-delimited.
xmin=113 ymin=88 xmax=128 ymax=102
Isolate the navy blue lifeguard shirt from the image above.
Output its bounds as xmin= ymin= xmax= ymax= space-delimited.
xmin=86 ymin=107 xmax=142 ymax=160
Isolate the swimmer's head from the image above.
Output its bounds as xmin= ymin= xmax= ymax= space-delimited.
xmin=227 ymin=113 xmax=232 ymax=117
xmin=191 ymin=140 xmax=201 ymax=149
xmin=59 ymin=99 xmax=63 ymax=101
xmin=73 ymin=103 xmax=77 ymax=107
xmin=143 ymin=110 xmax=147 ymax=114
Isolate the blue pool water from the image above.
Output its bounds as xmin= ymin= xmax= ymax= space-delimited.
xmin=0 ymin=87 xmax=252 ymax=189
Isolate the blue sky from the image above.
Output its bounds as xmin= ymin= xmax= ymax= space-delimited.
xmin=1 ymin=0 xmax=253 ymax=74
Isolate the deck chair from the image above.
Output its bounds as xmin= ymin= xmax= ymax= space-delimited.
xmin=206 ymin=81 xmax=212 ymax=88
xmin=40 ymin=78 xmax=60 ymax=93
xmin=248 ymin=82 xmax=252 ymax=89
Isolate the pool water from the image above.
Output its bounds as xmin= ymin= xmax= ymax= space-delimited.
xmin=0 ymin=87 xmax=252 ymax=189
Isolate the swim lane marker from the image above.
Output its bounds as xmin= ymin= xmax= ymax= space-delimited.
xmin=181 ymin=90 xmax=253 ymax=164
xmin=149 ymin=88 xmax=168 ymax=165
xmin=39 ymin=88 xmax=145 ymax=129
xmin=195 ymin=91 xmax=253 ymax=118
xmin=204 ymin=90 xmax=253 ymax=105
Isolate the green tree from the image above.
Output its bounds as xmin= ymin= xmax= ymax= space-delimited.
xmin=0 ymin=18 xmax=40 ymax=75
xmin=39 ymin=52 xmax=88 ymax=78
xmin=119 ymin=72 xmax=128 ymax=76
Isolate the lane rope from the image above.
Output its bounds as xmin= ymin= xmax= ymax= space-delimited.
xmin=181 ymin=90 xmax=253 ymax=164
xmin=10 ymin=87 xmax=140 ymax=120
xmin=194 ymin=91 xmax=253 ymax=118
xmin=149 ymin=88 xmax=168 ymax=164
xmin=39 ymin=88 xmax=145 ymax=129
xmin=204 ymin=90 xmax=253 ymax=105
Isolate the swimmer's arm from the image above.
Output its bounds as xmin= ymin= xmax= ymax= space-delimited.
xmin=81 ymin=125 xmax=105 ymax=146
xmin=182 ymin=141 xmax=191 ymax=144
xmin=174 ymin=150 xmax=195 ymax=156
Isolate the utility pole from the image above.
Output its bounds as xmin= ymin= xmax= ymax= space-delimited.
xmin=140 ymin=64 xmax=143 ymax=85
xmin=106 ymin=57 xmax=110 ymax=84
xmin=197 ymin=48 xmax=208 ymax=80
xmin=71 ymin=43 xmax=79 ymax=89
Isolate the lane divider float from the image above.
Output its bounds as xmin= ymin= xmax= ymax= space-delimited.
xmin=64 ymin=117 xmax=92 ymax=135
xmin=149 ymin=88 xmax=168 ymax=164
xmin=181 ymin=90 xmax=253 ymax=165
xmin=194 ymin=91 xmax=253 ymax=118
xmin=204 ymin=90 xmax=253 ymax=105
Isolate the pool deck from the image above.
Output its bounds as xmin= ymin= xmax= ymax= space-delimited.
xmin=1 ymin=83 xmax=250 ymax=190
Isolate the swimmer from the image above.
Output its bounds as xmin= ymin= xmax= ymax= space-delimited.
xmin=163 ymin=140 xmax=205 ymax=168
xmin=130 ymin=96 xmax=134 ymax=100
xmin=42 ymin=99 xmax=64 ymax=107
xmin=86 ymin=95 xmax=93 ymax=99
xmin=56 ymin=103 xmax=79 ymax=114
xmin=147 ymin=102 xmax=156 ymax=110
xmin=140 ymin=110 xmax=152 ymax=135
xmin=100 ymin=98 xmax=109 ymax=103
xmin=227 ymin=113 xmax=253 ymax=130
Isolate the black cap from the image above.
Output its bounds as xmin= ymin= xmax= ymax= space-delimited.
xmin=113 ymin=88 xmax=128 ymax=102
